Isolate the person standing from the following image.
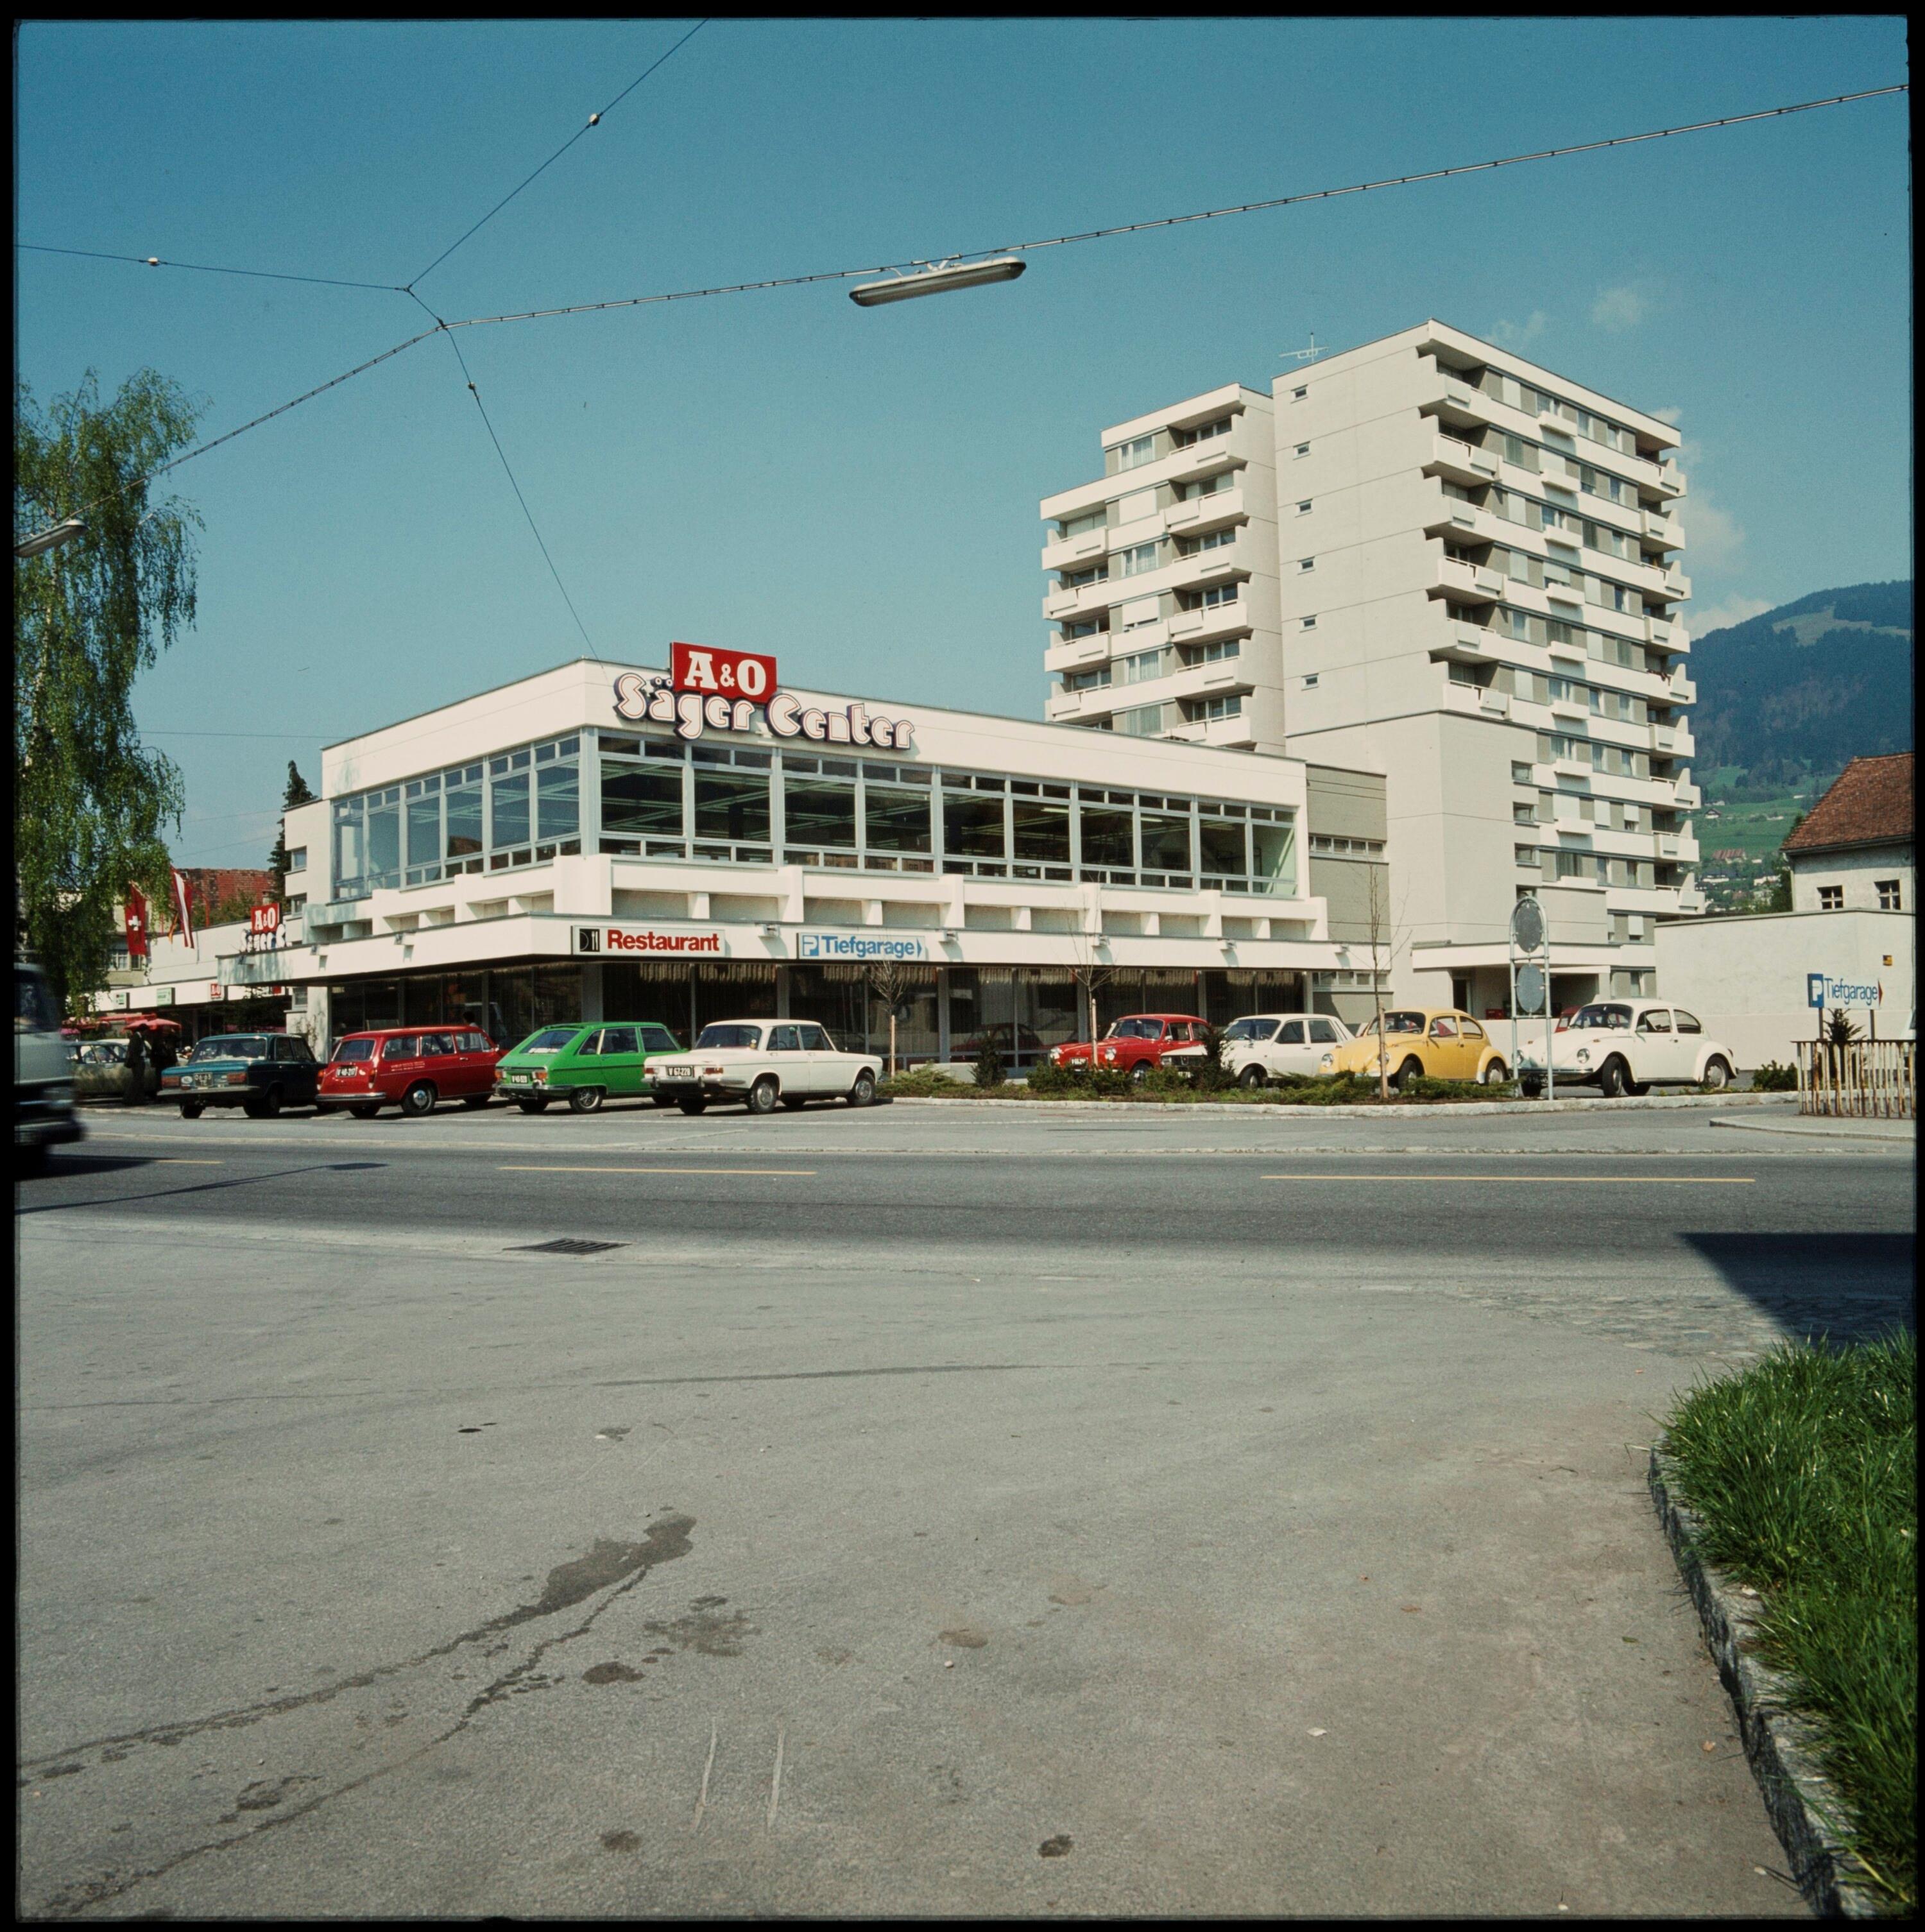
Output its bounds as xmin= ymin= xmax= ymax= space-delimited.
xmin=124 ymin=1028 xmax=149 ymax=1104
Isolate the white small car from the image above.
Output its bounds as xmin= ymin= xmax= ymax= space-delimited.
xmin=1516 ymin=999 xmax=1738 ymax=1098
xmin=645 ymin=1018 xmax=884 ymax=1116
xmin=1164 ymin=1012 xmax=1357 ymax=1088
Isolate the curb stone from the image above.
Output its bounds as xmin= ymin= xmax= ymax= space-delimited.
xmin=1648 ymin=1447 xmax=1885 ymax=1919
xmin=1709 ymin=1115 xmax=1914 ymax=1145
xmin=889 ymin=1092 xmax=1799 ymax=1117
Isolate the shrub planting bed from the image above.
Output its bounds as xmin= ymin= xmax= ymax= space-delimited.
xmin=879 ymin=1066 xmax=1518 ymax=1104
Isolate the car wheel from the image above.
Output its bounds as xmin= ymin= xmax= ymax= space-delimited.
xmin=677 ymin=1098 xmax=708 ymax=1116
xmin=746 ymin=1076 xmax=780 ymax=1116
xmin=1128 ymin=1061 xmax=1151 ymax=1086
xmin=1701 ymin=1056 xmax=1733 ymax=1093
xmin=400 ymin=1082 xmax=437 ymax=1118
xmin=1520 ymin=1072 xmax=1545 ymax=1099
xmin=780 ymin=1096 xmax=808 ymax=1111
xmin=848 ymin=1070 xmax=877 ymax=1108
xmin=1392 ymin=1056 xmax=1423 ymax=1093
xmin=1598 ymin=1057 xmax=1629 ymax=1099
xmin=651 ymin=1093 xmax=675 ymax=1107
xmin=514 ymin=1099 xmax=548 ymax=1115
xmin=350 ymin=1103 xmax=382 ymax=1119
xmin=1237 ymin=1063 xmax=1266 ymax=1090
xmin=179 ymin=1102 xmax=204 ymax=1120
xmin=1482 ymin=1058 xmax=1509 ymax=1086
xmin=461 ymin=1094 xmax=490 ymax=1109
xmin=1627 ymin=1081 xmax=1652 ymax=1097
xmin=569 ymin=1085 xmax=605 ymax=1115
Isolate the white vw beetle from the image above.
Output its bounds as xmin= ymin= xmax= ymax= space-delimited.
xmin=1164 ymin=1012 xmax=1357 ymax=1088
xmin=645 ymin=1019 xmax=883 ymax=1116
xmin=1516 ymin=998 xmax=1737 ymax=1099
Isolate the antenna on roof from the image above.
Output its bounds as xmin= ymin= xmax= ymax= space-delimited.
xmin=1281 ymin=335 xmax=1325 ymax=365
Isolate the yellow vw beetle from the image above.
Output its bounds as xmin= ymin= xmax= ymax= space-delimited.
xmin=1325 ymin=1007 xmax=1510 ymax=1090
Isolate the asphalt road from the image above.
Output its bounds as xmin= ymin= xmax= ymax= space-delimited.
xmin=17 ymin=1099 xmax=1912 ymax=1916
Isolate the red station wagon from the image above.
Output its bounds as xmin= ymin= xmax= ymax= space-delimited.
xmin=1048 ymin=1013 xmax=1211 ymax=1084
xmin=317 ymin=1027 xmax=504 ymax=1119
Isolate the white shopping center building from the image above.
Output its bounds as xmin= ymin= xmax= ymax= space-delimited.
xmin=1040 ymin=319 xmax=1700 ymax=1017
xmin=222 ymin=655 xmax=1395 ymax=1063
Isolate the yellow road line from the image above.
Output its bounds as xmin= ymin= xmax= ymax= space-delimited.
xmin=155 ymin=1158 xmax=226 ymax=1165
xmin=497 ymin=1165 xmax=817 ymax=1177
xmin=1261 ymin=1174 xmax=1754 ymax=1184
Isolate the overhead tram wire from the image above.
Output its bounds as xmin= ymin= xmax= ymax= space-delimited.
xmin=16 ymin=242 xmax=404 ymax=293
xmin=432 ymin=82 xmax=1909 ymax=335
xmin=50 ymin=80 xmax=1908 ymax=515
xmin=405 ymin=18 xmax=709 ymax=291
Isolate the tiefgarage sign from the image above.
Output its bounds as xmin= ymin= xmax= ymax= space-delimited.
xmin=1807 ymin=971 xmax=1883 ymax=1007
xmin=797 ymin=932 xmax=927 ymax=961
xmin=574 ymin=925 xmax=726 ymax=957
xmin=612 ymin=644 xmax=916 ymax=753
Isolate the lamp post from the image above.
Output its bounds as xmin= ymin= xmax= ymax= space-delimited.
xmin=15 ymin=518 xmax=87 ymax=560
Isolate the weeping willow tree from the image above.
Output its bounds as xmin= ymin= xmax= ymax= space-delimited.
xmin=15 ymin=370 xmax=204 ymax=1013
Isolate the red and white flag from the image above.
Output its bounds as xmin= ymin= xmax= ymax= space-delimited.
xmin=170 ymin=869 xmax=196 ymax=945
xmin=123 ymin=885 xmax=151 ymax=962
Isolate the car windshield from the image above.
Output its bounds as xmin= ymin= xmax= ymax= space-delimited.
xmin=518 ymin=1027 xmax=581 ymax=1054
xmin=696 ymin=1023 xmax=763 ymax=1050
xmin=1106 ymin=1018 xmax=1162 ymax=1040
xmin=332 ymin=1038 xmax=376 ymax=1062
xmin=1571 ymin=1004 xmax=1633 ymax=1030
xmin=1224 ymin=1018 xmax=1279 ymax=1042
xmin=192 ymin=1036 xmax=268 ymax=1061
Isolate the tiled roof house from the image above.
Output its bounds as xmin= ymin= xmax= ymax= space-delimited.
xmin=1782 ymin=754 xmax=1913 ymax=914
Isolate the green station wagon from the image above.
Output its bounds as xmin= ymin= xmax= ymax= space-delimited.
xmin=494 ymin=1021 xmax=686 ymax=1113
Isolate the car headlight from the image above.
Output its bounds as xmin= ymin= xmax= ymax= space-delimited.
xmin=1319 ymin=1053 xmax=1333 ymax=1070
xmin=1576 ymin=1048 xmax=1589 ymax=1064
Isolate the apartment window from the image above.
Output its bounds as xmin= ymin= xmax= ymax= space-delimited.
xmin=1294 ymin=442 xmax=1310 ymax=457
xmin=1178 ymin=527 xmax=1236 ymax=556
xmin=1301 ymin=673 xmax=1319 ymax=688
xmin=1877 ymin=878 xmax=1903 ymax=909
xmin=1176 ymin=416 xmax=1232 ymax=446
xmin=1059 ymin=508 xmax=1106 ymax=539
xmin=1114 ymin=702 xmax=1174 ymax=738
xmin=1513 ymin=803 xmax=1537 ymax=826
xmin=1291 ymin=386 xmax=1308 ymax=400
xmin=1515 ymin=845 xmax=1539 ymax=868
xmin=1298 ymin=557 xmax=1315 ymax=572
xmin=1060 ymin=564 xmax=1105 ymax=590
xmin=1296 ymin=500 xmax=1312 ymax=515
xmin=1183 ymin=583 xmax=1241 ymax=611
xmin=1061 ymin=617 xmax=1106 ymax=640
xmin=1180 ymin=638 xmax=1241 ymax=668
xmin=1108 ymin=433 xmax=1156 ymax=473
xmin=1063 ymin=667 xmax=1111 ymax=694
xmin=285 ymin=894 xmax=307 ymax=916
xmin=1512 ymin=762 xmax=1534 ymax=783
xmin=1177 ymin=470 xmax=1235 ymax=501
xmin=1186 ymin=694 xmax=1243 ymax=722
xmin=1115 ymin=541 xmax=1161 ymax=577
xmin=286 ymin=847 xmax=307 ymax=873
xmin=1301 ymin=616 xmax=1317 ymax=630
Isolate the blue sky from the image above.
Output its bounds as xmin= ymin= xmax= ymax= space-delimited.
xmin=15 ymin=17 xmax=1910 ymax=869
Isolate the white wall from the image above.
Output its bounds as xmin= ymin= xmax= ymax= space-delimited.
xmin=1789 ymin=844 xmax=1913 ymax=913
xmin=1654 ymin=907 xmax=1915 ymax=1067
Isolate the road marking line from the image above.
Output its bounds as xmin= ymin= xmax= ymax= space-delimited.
xmin=1260 ymin=1174 xmax=1755 ymax=1184
xmin=155 ymin=1158 xmax=226 ymax=1165
xmin=497 ymin=1165 xmax=817 ymax=1177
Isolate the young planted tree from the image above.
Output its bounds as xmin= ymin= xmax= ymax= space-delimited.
xmin=15 ymin=370 xmax=204 ymax=1012
xmin=1364 ymin=860 xmax=1395 ymax=1102
xmin=269 ymin=762 xmax=316 ymax=903
xmin=863 ymin=957 xmax=909 ymax=1075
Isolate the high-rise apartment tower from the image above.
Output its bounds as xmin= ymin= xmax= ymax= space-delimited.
xmin=1040 ymin=320 xmax=1700 ymax=1012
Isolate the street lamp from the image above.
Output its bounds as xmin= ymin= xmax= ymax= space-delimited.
xmin=850 ymin=256 xmax=1026 ymax=307
xmin=15 ymin=518 xmax=87 ymax=560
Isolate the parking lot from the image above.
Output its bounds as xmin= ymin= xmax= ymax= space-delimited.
xmin=17 ymin=1097 xmax=1910 ymax=1915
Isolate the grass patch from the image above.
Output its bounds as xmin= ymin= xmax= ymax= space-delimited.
xmin=1661 ymin=1332 xmax=1916 ymax=1914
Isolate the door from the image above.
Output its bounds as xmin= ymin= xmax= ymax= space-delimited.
xmin=1668 ymin=1008 xmax=1707 ymax=1081
xmin=381 ymin=1033 xmax=422 ymax=1097
xmin=1458 ymin=1016 xmax=1491 ymax=1075
xmin=1426 ymin=1014 xmax=1470 ymax=1080
xmin=592 ymin=1025 xmax=646 ymax=1096
xmin=1634 ymin=1007 xmax=1684 ymax=1081
xmin=793 ymin=1022 xmax=842 ymax=1094
xmin=764 ymin=1023 xmax=807 ymax=1093
xmin=1271 ymin=1018 xmax=1312 ymax=1076
xmin=1306 ymin=1016 xmax=1346 ymax=1068
xmin=420 ymin=1032 xmax=461 ymax=1095
xmin=459 ymin=1029 xmax=497 ymax=1093
xmin=272 ymin=1034 xmax=316 ymax=1101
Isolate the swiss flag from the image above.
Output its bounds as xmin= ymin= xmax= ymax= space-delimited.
xmin=124 ymin=885 xmax=150 ymax=962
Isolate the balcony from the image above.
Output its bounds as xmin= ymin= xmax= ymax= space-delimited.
xmin=1652 ymin=466 xmax=1687 ymax=500
xmin=1167 ymin=441 xmax=1240 ymax=487
xmin=1044 ymin=586 xmax=1084 ymax=620
xmin=1675 ymin=888 xmax=1706 ymax=915
xmin=1423 ymin=432 xmax=1500 ymax=487
xmin=1667 ymin=671 xmax=1696 ymax=704
xmin=1043 ymin=633 xmax=1113 ymax=676
xmin=1430 ymin=556 xmax=1503 ymax=604
xmin=1651 ymin=723 xmax=1676 ymax=753
xmin=1044 ymin=689 xmax=1090 ymax=722
xmin=1670 ymin=724 xmax=1695 ymax=758
xmin=1641 ymin=509 xmax=1682 ymax=551
xmin=1040 ymin=529 xmax=1108 ymax=573
xmin=1673 ymin=777 xmax=1701 ymax=807
xmin=1662 ymin=569 xmax=1691 ymax=600
xmin=1431 ymin=619 xmax=1500 ymax=667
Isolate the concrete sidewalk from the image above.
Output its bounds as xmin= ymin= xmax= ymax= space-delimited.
xmin=1711 ymin=1113 xmax=1915 ymax=1144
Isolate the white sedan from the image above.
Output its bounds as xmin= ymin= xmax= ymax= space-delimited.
xmin=1516 ymin=999 xmax=1738 ymax=1098
xmin=645 ymin=1019 xmax=883 ymax=1116
xmin=1164 ymin=1013 xmax=1357 ymax=1088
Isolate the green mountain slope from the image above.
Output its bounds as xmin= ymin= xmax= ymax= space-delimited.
xmin=1690 ymin=579 xmax=1912 ymax=797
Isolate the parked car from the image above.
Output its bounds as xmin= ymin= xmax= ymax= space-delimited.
xmin=493 ymin=1020 xmax=687 ymax=1113
xmin=954 ymin=1022 xmax=1048 ymax=1062
xmin=1324 ymin=1008 xmax=1510 ymax=1090
xmin=1515 ymin=1000 xmax=1736 ymax=1098
xmin=1163 ymin=1011 xmax=1358 ymax=1088
xmin=162 ymin=1032 xmax=321 ymax=1118
xmin=73 ymin=1035 xmax=164 ymax=1104
xmin=1047 ymin=1014 xmax=1210 ymax=1084
xmin=645 ymin=1019 xmax=882 ymax=1116
xmin=316 ymin=1027 xmax=502 ymax=1118
xmin=15 ymin=961 xmax=83 ymax=1171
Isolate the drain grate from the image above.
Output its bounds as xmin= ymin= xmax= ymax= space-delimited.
xmin=509 ymin=1238 xmax=628 ymax=1256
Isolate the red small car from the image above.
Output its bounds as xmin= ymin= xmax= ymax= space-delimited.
xmin=317 ymin=1027 xmax=504 ymax=1118
xmin=1048 ymin=1014 xmax=1211 ymax=1084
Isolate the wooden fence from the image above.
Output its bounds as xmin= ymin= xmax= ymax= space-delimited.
xmin=1797 ymin=1039 xmax=1917 ymax=1120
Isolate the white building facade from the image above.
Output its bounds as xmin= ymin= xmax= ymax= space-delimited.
xmin=1040 ymin=321 xmax=1701 ymax=1017
xmin=227 ymin=657 xmax=1390 ymax=1059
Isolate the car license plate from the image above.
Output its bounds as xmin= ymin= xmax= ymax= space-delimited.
xmin=658 ymin=1065 xmax=695 ymax=1081
xmin=499 ymin=1079 xmax=531 ymax=1091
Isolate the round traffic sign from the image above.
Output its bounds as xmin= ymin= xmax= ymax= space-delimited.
xmin=1510 ymin=896 xmax=1546 ymax=954
xmin=1516 ymin=963 xmax=1546 ymax=1015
